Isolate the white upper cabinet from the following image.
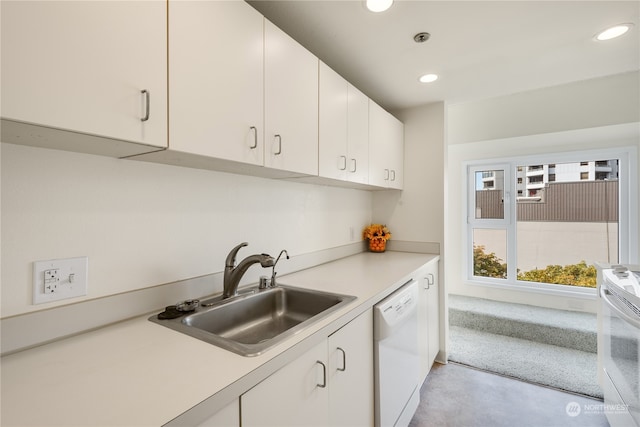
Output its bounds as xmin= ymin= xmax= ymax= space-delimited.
xmin=346 ymin=84 xmax=370 ymax=185
xmin=368 ymin=101 xmax=404 ymax=189
xmin=319 ymin=63 xmax=349 ymax=181
xmin=318 ymin=63 xmax=370 ymax=184
xmin=168 ymin=0 xmax=264 ymax=166
xmin=264 ymin=20 xmax=319 ymax=175
xmin=0 ymin=1 xmax=168 ymax=155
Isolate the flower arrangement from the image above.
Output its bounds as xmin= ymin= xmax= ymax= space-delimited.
xmin=362 ymin=224 xmax=391 ymax=252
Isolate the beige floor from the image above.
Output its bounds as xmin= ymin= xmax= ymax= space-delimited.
xmin=409 ymin=362 xmax=610 ymax=427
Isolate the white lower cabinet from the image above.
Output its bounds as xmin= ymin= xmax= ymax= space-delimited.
xmin=417 ymin=259 xmax=440 ymax=383
xmin=328 ymin=310 xmax=374 ymax=426
xmin=241 ymin=310 xmax=373 ymax=426
xmin=194 ymin=398 xmax=240 ymax=427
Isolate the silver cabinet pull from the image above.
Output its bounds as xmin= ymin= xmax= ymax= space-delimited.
xmin=390 ymin=170 xmax=396 ymax=181
xmin=424 ymin=273 xmax=435 ymax=289
xmin=316 ymin=360 xmax=327 ymax=388
xmin=141 ymin=89 xmax=150 ymax=122
xmin=384 ymin=169 xmax=390 ymax=180
xmin=337 ymin=347 xmax=346 ymax=372
xmin=249 ymin=126 xmax=258 ymax=149
xmin=350 ymin=158 xmax=357 ymax=173
xmin=338 ymin=155 xmax=347 ymax=171
xmin=274 ymin=135 xmax=282 ymax=155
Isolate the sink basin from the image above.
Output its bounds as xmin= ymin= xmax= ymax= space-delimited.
xmin=150 ymin=285 xmax=356 ymax=356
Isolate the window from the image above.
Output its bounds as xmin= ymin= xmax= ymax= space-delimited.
xmin=468 ymin=165 xmax=510 ymax=280
xmin=466 ymin=148 xmax=636 ymax=295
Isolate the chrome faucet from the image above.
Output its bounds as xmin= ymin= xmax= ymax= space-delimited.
xmin=223 ymin=242 xmax=275 ymax=299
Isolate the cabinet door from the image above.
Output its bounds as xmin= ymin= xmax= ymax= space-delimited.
xmin=264 ymin=20 xmax=319 ymax=175
xmin=418 ymin=261 xmax=440 ymax=382
xmin=346 ymin=85 xmax=369 ymax=185
xmin=169 ymin=0 xmax=264 ymax=165
xmin=328 ymin=310 xmax=374 ymax=427
xmin=196 ymin=398 xmax=239 ymax=427
xmin=1 ymin=0 xmax=167 ymax=148
xmin=368 ymin=101 xmax=404 ymax=189
xmin=368 ymin=101 xmax=391 ymax=187
xmin=387 ymin=116 xmax=405 ymax=189
xmin=319 ymin=62 xmax=349 ymax=181
xmin=242 ymin=340 xmax=329 ymax=426
xmin=426 ymin=266 xmax=440 ymax=365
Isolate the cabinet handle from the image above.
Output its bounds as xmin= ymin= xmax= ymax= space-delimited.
xmin=384 ymin=169 xmax=390 ymax=180
xmin=316 ymin=361 xmax=327 ymax=388
xmin=390 ymin=170 xmax=396 ymax=181
xmin=141 ymin=89 xmax=150 ymax=122
xmin=350 ymin=158 xmax=357 ymax=173
xmin=337 ymin=347 xmax=346 ymax=372
xmin=249 ymin=126 xmax=258 ymax=149
xmin=338 ymin=156 xmax=347 ymax=171
xmin=274 ymin=135 xmax=282 ymax=155
xmin=424 ymin=273 xmax=435 ymax=290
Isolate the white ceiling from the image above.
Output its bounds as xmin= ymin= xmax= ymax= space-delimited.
xmin=248 ymin=0 xmax=640 ymax=112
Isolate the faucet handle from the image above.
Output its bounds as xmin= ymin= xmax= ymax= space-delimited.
xmin=259 ymin=275 xmax=270 ymax=289
xmin=226 ymin=242 xmax=248 ymax=267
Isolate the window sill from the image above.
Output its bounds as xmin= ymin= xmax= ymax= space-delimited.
xmin=468 ymin=277 xmax=598 ymax=300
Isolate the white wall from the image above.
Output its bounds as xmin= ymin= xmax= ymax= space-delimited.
xmin=446 ymin=71 xmax=640 ymax=313
xmin=373 ymin=102 xmax=447 ymax=360
xmin=448 ymin=71 xmax=640 ymax=145
xmin=373 ymin=102 xmax=445 ymax=247
xmin=1 ymin=143 xmax=372 ymax=317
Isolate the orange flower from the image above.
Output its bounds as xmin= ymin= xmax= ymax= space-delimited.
xmin=362 ymin=224 xmax=392 ymax=241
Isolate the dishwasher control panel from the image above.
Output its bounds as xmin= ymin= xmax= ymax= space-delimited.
xmin=374 ymin=280 xmax=419 ymax=337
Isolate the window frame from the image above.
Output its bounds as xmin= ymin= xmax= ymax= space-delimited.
xmin=465 ymin=146 xmax=638 ymax=297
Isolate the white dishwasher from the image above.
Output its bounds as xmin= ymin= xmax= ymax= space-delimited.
xmin=374 ymin=280 xmax=420 ymax=427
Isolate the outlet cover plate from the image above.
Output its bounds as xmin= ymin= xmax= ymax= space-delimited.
xmin=33 ymin=257 xmax=88 ymax=304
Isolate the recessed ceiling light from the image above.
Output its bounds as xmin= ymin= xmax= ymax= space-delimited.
xmin=366 ymin=0 xmax=393 ymax=13
xmin=419 ymin=74 xmax=438 ymax=83
xmin=595 ymin=23 xmax=633 ymax=41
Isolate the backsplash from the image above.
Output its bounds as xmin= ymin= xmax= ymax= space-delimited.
xmin=1 ymin=143 xmax=373 ymax=318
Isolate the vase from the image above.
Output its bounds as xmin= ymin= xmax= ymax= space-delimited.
xmin=368 ymin=238 xmax=386 ymax=253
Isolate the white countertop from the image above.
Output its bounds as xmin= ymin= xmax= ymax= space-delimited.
xmin=1 ymin=251 xmax=437 ymax=427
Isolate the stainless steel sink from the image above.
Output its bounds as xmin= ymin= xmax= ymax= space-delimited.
xmin=149 ymin=285 xmax=356 ymax=356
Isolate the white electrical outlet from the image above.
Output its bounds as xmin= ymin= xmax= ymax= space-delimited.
xmin=33 ymin=257 xmax=88 ymax=304
xmin=43 ymin=269 xmax=60 ymax=293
